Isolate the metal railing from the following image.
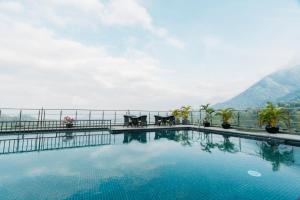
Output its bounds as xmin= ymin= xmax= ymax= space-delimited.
xmin=195 ymin=108 xmax=300 ymax=134
xmin=0 ymin=119 xmax=111 ymax=133
xmin=0 ymin=108 xmax=174 ymax=126
xmin=0 ymin=107 xmax=299 ymax=134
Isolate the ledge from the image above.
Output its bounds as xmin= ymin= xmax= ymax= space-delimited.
xmin=111 ymin=125 xmax=300 ymax=146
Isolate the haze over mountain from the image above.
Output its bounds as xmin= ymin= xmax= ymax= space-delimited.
xmin=215 ymin=65 xmax=300 ymax=109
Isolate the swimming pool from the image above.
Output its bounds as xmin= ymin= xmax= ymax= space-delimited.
xmin=0 ymin=130 xmax=299 ymax=200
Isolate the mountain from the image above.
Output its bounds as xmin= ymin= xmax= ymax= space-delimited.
xmin=276 ymin=89 xmax=300 ymax=103
xmin=215 ymin=65 xmax=300 ymax=109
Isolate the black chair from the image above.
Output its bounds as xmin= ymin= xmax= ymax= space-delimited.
xmin=138 ymin=115 xmax=147 ymax=127
xmin=124 ymin=115 xmax=136 ymax=127
xmin=155 ymin=115 xmax=175 ymax=126
xmin=154 ymin=115 xmax=162 ymax=126
xmin=162 ymin=116 xmax=169 ymax=126
xmin=131 ymin=117 xmax=139 ymax=127
xmin=168 ymin=116 xmax=175 ymax=126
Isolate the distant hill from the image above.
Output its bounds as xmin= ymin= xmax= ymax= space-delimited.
xmin=215 ymin=65 xmax=300 ymax=109
xmin=276 ymin=89 xmax=300 ymax=103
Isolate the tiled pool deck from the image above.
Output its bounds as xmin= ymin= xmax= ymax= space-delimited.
xmin=1 ymin=125 xmax=300 ymax=146
xmin=111 ymin=125 xmax=300 ymax=146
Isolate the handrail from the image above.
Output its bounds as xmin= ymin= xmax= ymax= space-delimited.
xmin=0 ymin=108 xmax=299 ymax=133
xmin=1 ymin=107 xmax=300 ymax=111
xmin=0 ymin=119 xmax=111 ymax=133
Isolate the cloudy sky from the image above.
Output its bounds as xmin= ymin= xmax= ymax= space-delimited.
xmin=1 ymin=0 xmax=300 ymax=110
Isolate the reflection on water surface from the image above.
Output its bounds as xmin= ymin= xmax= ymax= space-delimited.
xmin=0 ymin=130 xmax=299 ymax=200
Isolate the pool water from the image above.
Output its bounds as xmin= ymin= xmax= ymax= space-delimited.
xmin=0 ymin=130 xmax=300 ymax=200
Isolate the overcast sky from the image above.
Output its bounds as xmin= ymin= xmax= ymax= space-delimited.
xmin=1 ymin=0 xmax=300 ymax=110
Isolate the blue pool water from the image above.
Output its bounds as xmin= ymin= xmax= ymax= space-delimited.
xmin=0 ymin=130 xmax=300 ymax=200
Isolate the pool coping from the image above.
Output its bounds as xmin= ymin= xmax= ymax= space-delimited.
xmin=1 ymin=125 xmax=300 ymax=146
xmin=111 ymin=125 xmax=300 ymax=146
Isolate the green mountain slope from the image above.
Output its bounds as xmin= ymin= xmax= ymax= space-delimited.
xmin=215 ymin=65 xmax=300 ymax=109
xmin=277 ymin=89 xmax=300 ymax=103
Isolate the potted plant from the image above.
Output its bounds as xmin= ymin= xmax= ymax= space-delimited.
xmin=258 ymin=102 xmax=289 ymax=134
xmin=181 ymin=105 xmax=191 ymax=125
xmin=216 ymin=108 xmax=234 ymax=129
xmin=171 ymin=109 xmax=181 ymax=125
xmin=64 ymin=116 xmax=74 ymax=128
xmin=200 ymin=104 xmax=215 ymax=127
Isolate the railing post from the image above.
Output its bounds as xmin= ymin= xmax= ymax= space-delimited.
xmin=114 ymin=111 xmax=116 ymax=126
xmin=148 ymin=112 xmax=151 ymax=125
xmin=256 ymin=110 xmax=259 ymax=128
xmin=37 ymin=109 xmax=41 ymax=128
xmin=89 ymin=110 xmax=92 ymax=126
xmin=59 ymin=110 xmax=62 ymax=127
xmin=19 ymin=109 xmax=22 ymax=130
xmin=43 ymin=109 xmax=46 ymax=127
xmin=102 ymin=111 xmax=104 ymax=127
xmin=19 ymin=110 xmax=22 ymax=121
xmin=288 ymin=109 xmax=291 ymax=133
xmin=199 ymin=110 xmax=202 ymax=126
xmin=237 ymin=111 xmax=240 ymax=127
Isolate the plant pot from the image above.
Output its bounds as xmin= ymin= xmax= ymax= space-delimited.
xmin=203 ymin=121 xmax=211 ymax=127
xmin=66 ymin=123 xmax=73 ymax=128
xmin=221 ymin=123 xmax=231 ymax=129
xmin=265 ymin=126 xmax=279 ymax=134
xmin=182 ymin=119 xmax=189 ymax=125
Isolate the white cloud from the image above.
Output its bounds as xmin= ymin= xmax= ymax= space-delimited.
xmin=0 ymin=17 xmax=194 ymax=109
xmin=101 ymin=0 xmax=152 ymax=27
xmin=2 ymin=1 xmax=299 ymax=109
xmin=0 ymin=0 xmax=184 ymax=49
xmin=0 ymin=1 xmax=22 ymax=12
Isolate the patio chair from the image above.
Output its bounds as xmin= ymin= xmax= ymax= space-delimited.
xmin=154 ymin=115 xmax=162 ymax=126
xmin=160 ymin=117 xmax=167 ymax=125
xmin=168 ymin=116 xmax=175 ymax=126
xmin=131 ymin=117 xmax=139 ymax=127
xmin=138 ymin=115 xmax=147 ymax=127
xmin=124 ymin=115 xmax=136 ymax=127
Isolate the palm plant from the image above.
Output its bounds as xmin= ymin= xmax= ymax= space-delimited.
xmin=216 ymin=108 xmax=234 ymax=129
xmin=171 ymin=109 xmax=181 ymax=124
xmin=171 ymin=105 xmax=191 ymax=125
xmin=181 ymin=105 xmax=191 ymax=125
xmin=258 ymin=102 xmax=290 ymax=133
xmin=200 ymin=104 xmax=215 ymax=127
